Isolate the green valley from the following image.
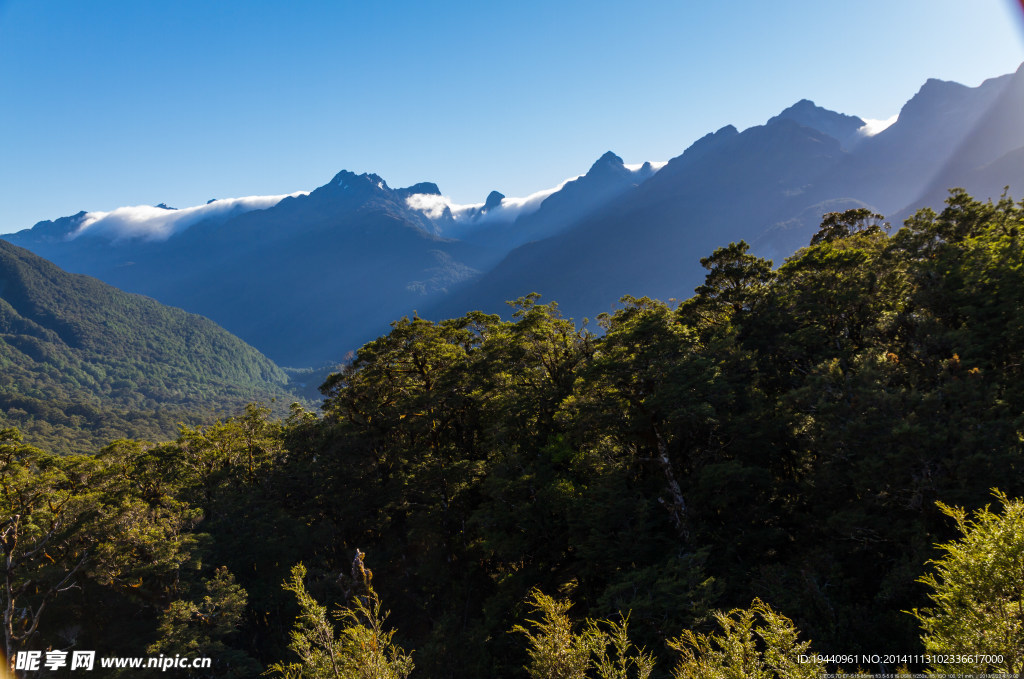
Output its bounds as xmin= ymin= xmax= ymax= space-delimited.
xmin=0 ymin=240 xmax=296 ymax=453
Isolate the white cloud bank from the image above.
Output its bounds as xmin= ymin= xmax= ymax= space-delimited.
xmin=70 ymin=160 xmax=669 ymax=242
xmin=406 ymin=162 xmax=667 ymax=238
xmin=403 ymin=176 xmax=580 ymax=239
xmin=466 ymin=177 xmax=581 ymax=221
xmin=624 ymin=161 xmax=668 ymax=172
xmin=857 ymin=114 xmax=899 ymax=137
xmin=72 ymin=192 xmax=309 ymax=242
xmin=404 ymin=193 xmax=454 ymax=220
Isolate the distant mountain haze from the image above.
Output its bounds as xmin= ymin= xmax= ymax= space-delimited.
xmin=7 ymin=64 xmax=1023 ymax=368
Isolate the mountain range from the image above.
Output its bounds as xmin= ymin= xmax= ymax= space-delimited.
xmin=7 ymin=63 xmax=1024 ymax=368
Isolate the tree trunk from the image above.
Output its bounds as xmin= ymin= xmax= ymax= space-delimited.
xmin=654 ymin=431 xmax=689 ymax=541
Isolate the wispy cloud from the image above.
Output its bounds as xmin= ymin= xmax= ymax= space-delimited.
xmin=624 ymin=161 xmax=668 ymax=171
xmin=404 ymin=193 xmax=452 ymax=220
xmin=857 ymin=114 xmax=899 ymax=137
xmin=403 ymin=177 xmax=580 ymax=238
xmin=406 ymin=162 xmax=665 ymax=237
xmin=72 ymin=192 xmax=308 ymax=241
xmin=469 ymin=177 xmax=581 ymax=222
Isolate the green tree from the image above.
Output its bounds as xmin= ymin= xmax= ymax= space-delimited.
xmin=667 ymin=599 xmax=824 ymax=679
xmin=1 ymin=429 xmax=101 ymax=666
xmin=2 ymin=431 xmax=202 ymax=668
xmin=148 ymin=566 xmax=261 ymax=678
xmin=513 ymin=589 xmax=601 ymax=679
xmin=808 ymin=208 xmax=887 ymax=246
xmin=590 ymin=297 xmax=700 ymax=539
xmin=269 ymin=557 xmax=413 ymax=679
xmin=590 ymin=615 xmax=655 ymax=679
xmin=679 ymin=241 xmax=774 ymax=331
xmin=176 ymin=403 xmax=286 ymax=521
xmin=513 ymin=589 xmax=655 ymax=679
xmin=911 ymin=490 xmax=1024 ymax=676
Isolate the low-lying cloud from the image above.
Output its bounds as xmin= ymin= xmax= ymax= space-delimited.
xmin=464 ymin=177 xmax=581 ymax=222
xmin=406 ymin=163 xmax=665 ymax=238
xmin=624 ymin=161 xmax=668 ymax=172
xmin=403 ymin=177 xmax=579 ymax=239
xmin=405 ymin=193 xmax=453 ymax=220
xmin=73 ymin=192 xmax=309 ymax=242
xmin=857 ymin=114 xmax=899 ymax=137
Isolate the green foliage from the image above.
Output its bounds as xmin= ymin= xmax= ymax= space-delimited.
xmin=513 ymin=590 xmax=601 ymax=679
xmin=679 ymin=241 xmax=774 ymax=332
xmin=911 ymin=490 xmax=1024 ymax=676
xmin=590 ymin=616 xmax=655 ymax=679
xmin=0 ymin=428 xmax=205 ymax=667
xmin=512 ymin=590 xmax=654 ymax=679
xmin=808 ymin=208 xmax=887 ymax=246
xmin=1 ymin=428 xmax=101 ymax=661
xmin=149 ymin=567 xmax=261 ymax=677
xmin=667 ymin=600 xmax=824 ymax=679
xmin=269 ymin=561 xmax=414 ymax=679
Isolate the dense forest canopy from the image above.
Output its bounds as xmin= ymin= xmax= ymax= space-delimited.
xmin=5 ymin=190 xmax=1024 ymax=677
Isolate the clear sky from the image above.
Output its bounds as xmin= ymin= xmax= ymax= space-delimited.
xmin=1 ymin=0 xmax=1022 ymax=234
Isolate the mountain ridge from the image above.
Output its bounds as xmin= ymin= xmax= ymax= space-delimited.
xmin=7 ymin=63 xmax=1023 ymax=367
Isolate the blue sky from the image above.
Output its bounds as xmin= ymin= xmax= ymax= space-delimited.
xmin=1 ymin=0 xmax=1022 ymax=234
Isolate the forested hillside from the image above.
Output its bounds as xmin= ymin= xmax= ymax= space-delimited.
xmin=5 ymin=191 xmax=1024 ymax=677
xmin=0 ymin=240 xmax=294 ymax=453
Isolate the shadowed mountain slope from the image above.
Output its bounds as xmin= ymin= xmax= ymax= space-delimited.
xmin=431 ymin=65 xmax=1024 ymax=324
